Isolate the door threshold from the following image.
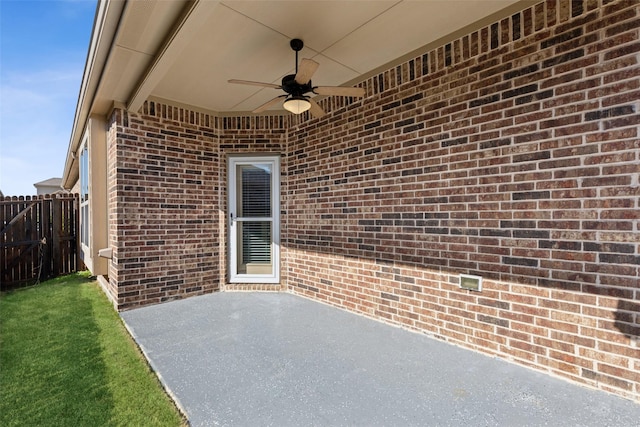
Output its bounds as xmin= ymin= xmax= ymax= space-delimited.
xmin=223 ymin=283 xmax=284 ymax=292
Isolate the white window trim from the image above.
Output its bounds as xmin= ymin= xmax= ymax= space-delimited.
xmin=79 ymin=136 xmax=90 ymax=252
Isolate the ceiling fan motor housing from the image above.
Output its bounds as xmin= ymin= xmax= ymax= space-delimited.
xmin=281 ymin=74 xmax=312 ymax=96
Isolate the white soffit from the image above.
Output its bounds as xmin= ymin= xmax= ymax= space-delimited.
xmin=113 ymin=0 xmax=524 ymax=115
xmin=222 ymin=0 xmax=400 ymax=53
xmin=116 ymin=0 xmax=185 ymax=54
xmin=91 ymin=0 xmax=189 ymax=114
xmin=324 ymin=0 xmax=522 ymax=74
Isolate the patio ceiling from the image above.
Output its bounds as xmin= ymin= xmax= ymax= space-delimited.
xmin=89 ymin=0 xmax=529 ymax=117
xmin=64 ymin=0 xmax=530 ymax=186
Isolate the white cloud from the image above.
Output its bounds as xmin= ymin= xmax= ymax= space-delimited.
xmin=0 ymin=128 xmax=70 ymax=196
xmin=0 ymin=65 xmax=81 ymax=196
xmin=1 ymin=67 xmax=81 ymax=109
xmin=0 ymin=0 xmax=94 ymax=197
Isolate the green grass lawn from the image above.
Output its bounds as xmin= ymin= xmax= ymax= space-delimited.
xmin=0 ymin=272 xmax=185 ymax=427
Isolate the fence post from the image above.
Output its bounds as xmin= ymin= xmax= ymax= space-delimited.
xmin=42 ymin=197 xmax=52 ymax=279
xmin=73 ymin=195 xmax=81 ymax=272
xmin=51 ymin=195 xmax=61 ymax=277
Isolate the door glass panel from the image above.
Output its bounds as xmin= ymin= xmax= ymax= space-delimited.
xmin=236 ymin=164 xmax=271 ymax=217
xmin=236 ymin=221 xmax=272 ymax=274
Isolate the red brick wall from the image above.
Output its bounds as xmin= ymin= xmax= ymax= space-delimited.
xmin=286 ymin=0 xmax=639 ymax=400
xmin=108 ymin=105 xmax=221 ymax=309
xmin=105 ymin=109 xmax=119 ymax=302
xmin=106 ymin=107 xmax=289 ymax=307
xmin=217 ymin=116 xmax=288 ymax=292
xmin=104 ymin=0 xmax=639 ymax=401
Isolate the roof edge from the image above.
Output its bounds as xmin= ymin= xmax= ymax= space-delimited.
xmin=62 ymin=0 xmax=126 ymax=189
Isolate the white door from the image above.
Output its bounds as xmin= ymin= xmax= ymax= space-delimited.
xmin=228 ymin=155 xmax=280 ymax=283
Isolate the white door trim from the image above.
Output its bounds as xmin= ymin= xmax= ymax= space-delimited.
xmin=228 ymin=155 xmax=280 ymax=283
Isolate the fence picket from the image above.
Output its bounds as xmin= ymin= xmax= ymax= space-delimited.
xmin=0 ymin=194 xmax=80 ymax=289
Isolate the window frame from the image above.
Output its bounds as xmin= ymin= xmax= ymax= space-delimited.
xmin=79 ymin=138 xmax=90 ymax=250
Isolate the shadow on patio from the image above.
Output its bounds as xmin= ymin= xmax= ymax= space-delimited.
xmin=122 ymin=292 xmax=639 ymax=427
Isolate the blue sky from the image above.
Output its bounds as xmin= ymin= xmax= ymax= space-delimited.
xmin=0 ymin=0 xmax=96 ymax=196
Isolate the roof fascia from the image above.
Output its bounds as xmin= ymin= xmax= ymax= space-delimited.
xmin=62 ymin=0 xmax=126 ymax=189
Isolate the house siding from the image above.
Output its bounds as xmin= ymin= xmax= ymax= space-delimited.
xmin=104 ymin=0 xmax=639 ymax=401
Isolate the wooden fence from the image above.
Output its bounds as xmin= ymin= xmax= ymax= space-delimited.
xmin=1 ymin=194 xmax=80 ymax=290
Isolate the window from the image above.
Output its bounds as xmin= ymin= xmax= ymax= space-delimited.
xmin=79 ymin=142 xmax=89 ymax=248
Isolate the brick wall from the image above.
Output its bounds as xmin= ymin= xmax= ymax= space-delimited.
xmin=217 ymin=116 xmax=288 ymax=292
xmin=108 ymin=105 xmax=221 ymax=309
xmin=286 ymin=0 xmax=639 ymax=400
xmin=102 ymin=0 xmax=639 ymax=401
xmin=106 ymin=107 xmax=289 ymax=307
xmin=105 ymin=110 xmax=119 ymax=301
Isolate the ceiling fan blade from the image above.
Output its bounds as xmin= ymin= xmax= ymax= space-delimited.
xmin=253 ymin=95 xmax=287 ymax=113
xmin=295 ymin=58 xmax=319 ymax=85
xmin=228 ymin=79 xmax=281 ymax=89
xmin=314 ymin=86 xmax=365 ymax=97
xmin=308 ymin=98 xmax=326 ymax=118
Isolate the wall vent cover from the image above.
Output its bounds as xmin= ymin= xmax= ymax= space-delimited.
xmin=460 ymin=274 xmax=482 ymax=291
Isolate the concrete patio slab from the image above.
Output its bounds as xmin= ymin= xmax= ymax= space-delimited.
xmin=121 ymin=292 xmax=640 ymax=427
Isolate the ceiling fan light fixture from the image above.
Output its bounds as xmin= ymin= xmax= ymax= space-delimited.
xmin=283 ymin=95 xmax=311 ymax=114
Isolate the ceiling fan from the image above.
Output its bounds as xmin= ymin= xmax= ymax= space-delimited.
xmin=228 ymin=39 xmax=365 ymax=118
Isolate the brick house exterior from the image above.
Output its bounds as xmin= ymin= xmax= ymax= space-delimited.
xmin=65 ymin=0 xmax=639 ymax=401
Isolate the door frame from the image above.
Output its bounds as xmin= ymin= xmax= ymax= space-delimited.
xmin=227 ymin=154 xmax=280 ymax=283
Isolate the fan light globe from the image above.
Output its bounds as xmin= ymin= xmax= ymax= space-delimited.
xmin=283 ymin=96 xmax=311 ymax=114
